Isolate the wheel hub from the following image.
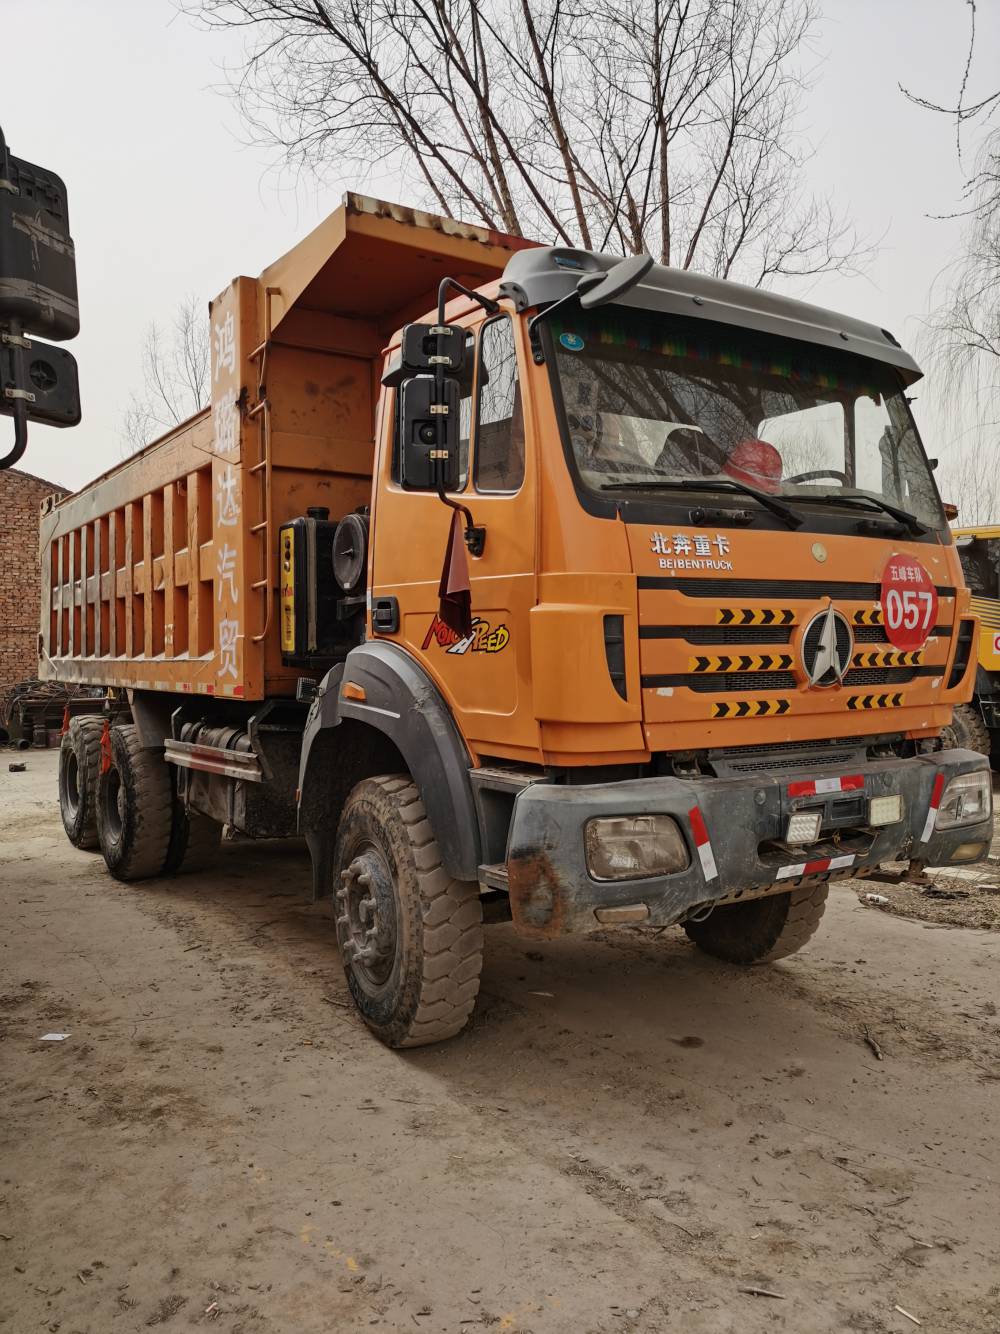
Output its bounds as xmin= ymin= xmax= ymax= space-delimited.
xmin=336 ymin=848 xmax=397 ymax=985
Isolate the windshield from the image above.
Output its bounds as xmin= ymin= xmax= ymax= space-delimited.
xmin=551 ymin=308 xmax=944 ymax=529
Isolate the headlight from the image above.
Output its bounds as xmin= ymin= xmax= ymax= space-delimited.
xmin=934 ymin=770 xmax=993 ymax=830
xmin=585 ymin=815 xmax=690 ymax=881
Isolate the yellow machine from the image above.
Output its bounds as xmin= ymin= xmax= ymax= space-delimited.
xmin=952 ymin=525 xmax=1000 ymax=761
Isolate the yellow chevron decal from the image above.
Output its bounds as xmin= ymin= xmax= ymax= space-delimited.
xmin=711 ymin=698 xmax=791 ymax=719
xmin=851 ymin=649 xmax=923 ymax=668
xmin=846 ymin=693 xmax=904 ymax=711
xmin=716 ymin=607 xmax=796 ymax=627
xmin=688 ymin=653 xmax=794 ymax=673
xmin=853 ymin=608 xmax=883 ymax=625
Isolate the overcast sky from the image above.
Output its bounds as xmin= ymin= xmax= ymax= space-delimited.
xmin=4 ymin=0 xmax=998 ymax=493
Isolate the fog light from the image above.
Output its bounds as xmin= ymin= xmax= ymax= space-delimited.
xmin=869 ymin=794 xmax=903 ymax=827
xmin=585 ymin=815 xmax=689 ymax=881
xmin=950 ymin=841 xmax=988 ymax=862
xmin=595 ymin=903 xmax=650 ymax=923
xmin=934 ymin=770 xmax=993 ymax=830
xmin=785 ymin=811 xmax=822 ymax=844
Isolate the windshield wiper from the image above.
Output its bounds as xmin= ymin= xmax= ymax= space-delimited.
xmin=793 ymin=492 xmax=929 ymax=535
xmin=601 ymin=476 xmax=803 ymax=529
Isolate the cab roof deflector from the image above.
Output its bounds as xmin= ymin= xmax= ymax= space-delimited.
xmin=499 ymin=246 xmax=923 ymax=384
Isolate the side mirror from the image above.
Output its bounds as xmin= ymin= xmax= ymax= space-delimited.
xmin=1 ymin=334 xmax=80 ymax=428
xmin=401 ymin=322 xmax=465 ymax=373
xmin=577 ymin=254 xmax=654 ymax=310
xmin=399 ymin=374 xmax=462 ymax=491
xmin=0 ymin=130 xmax=81 ymax=468
xmin=942 ymin=501 xmax=959 ymax=522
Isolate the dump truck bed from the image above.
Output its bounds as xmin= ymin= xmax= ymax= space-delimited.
xmin=38 ymin=196 xmax=531 ymax=700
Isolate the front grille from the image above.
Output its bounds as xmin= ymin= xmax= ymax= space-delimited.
xmin=641 ymin=625 xmax=792 ymax=645
xmin=638 ymin=576 xmax=956 ymax=599
xmin=643 ymin=670 xmax=796 ymax=692
xmin=853 ymin=624 xmax=950 ymax=643
xmin=709 ymin=736 xmax=869 ymax=776
xmin=645 ymin=664 xmax=940 ymax=692
xmin=853 ymin=625 xmax=889 ymax=643
xmin=845 ymin=666 xmax=917 ymax=686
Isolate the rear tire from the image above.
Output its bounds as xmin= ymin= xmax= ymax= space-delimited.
xmin=333 ymin=775 xmax=483 ymax=1048
xmin=96 ymin=724 xmax=174 ymax=881
xmin=58 ymin=717 xmax=103 ymax=850
xmin=683 ymin=882 xmax=829 ymax=964
xmin=940 ymin=703 xmax=992 ymax=758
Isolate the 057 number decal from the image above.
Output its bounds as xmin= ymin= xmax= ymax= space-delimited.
xmin=884 ymin=586 xmax=934 ymax=633
xmin=879 ymin=556 xmax=938 ymax=651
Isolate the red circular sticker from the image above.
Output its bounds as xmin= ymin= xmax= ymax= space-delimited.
xmin=879 ymin=555 xmax=938 ymax=650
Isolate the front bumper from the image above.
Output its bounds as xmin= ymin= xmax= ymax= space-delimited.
xmin=506 ymin=749 xmax=992 ymax=938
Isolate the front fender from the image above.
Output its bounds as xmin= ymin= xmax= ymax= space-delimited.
xmin=297 ymin=643 xmax=481 ymax=881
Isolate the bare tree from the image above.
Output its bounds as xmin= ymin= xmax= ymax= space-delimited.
xmin=902 ymin=0 xmax=1000 ymax=524
xmin=119 ymin=296 xmax=210 ymax=456
xmin=184 ymin=0 xmax=864 ymax=286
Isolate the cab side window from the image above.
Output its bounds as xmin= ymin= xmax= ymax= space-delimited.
xmin=475 ymin=317 xmax=524 ymax=494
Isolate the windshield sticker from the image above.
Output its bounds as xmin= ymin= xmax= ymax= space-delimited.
xmin=422 ymin=614 xmax=510 ymax=655
xmin=650 ymin=530 xmax=733 ymax=572
xmin=555 ymin=319 xmax=880 ymax=394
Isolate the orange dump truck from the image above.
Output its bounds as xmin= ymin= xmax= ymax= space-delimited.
xmin=40 ymin=194 xmax=993 ymax=1047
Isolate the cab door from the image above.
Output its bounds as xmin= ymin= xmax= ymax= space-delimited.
xmin=371 ymin=311 xmax=539 ymax=765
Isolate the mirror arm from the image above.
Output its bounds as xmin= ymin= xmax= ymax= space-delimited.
xmin=0 ymin=395 xmax=29 ymax=470
xmin=436 ymin=481 xmax=486 ymax=557
xmin=0 ymin=318 xmax=29 ymax=470
xmin=437 ymin=278 xmax=500 ymax=325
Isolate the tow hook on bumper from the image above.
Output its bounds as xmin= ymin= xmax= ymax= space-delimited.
xmin=506 ymin=749 xmax=993 ymax=939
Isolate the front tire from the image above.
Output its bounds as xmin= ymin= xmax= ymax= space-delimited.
xmin=333 ymin=775 xmax=483 ymax=1048
xmin=96 ymin=724 xmax=174 ymax=881
xmin=940 ymin=703 xmax=992 ymax=758
xmin=683 ymin=882 xmax=829 ymax=964
xmin=58 ymin=717 xmax=103 ymax=849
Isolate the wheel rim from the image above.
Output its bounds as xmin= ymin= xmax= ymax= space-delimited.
xmin=104 ymin=768 xmax=124 ymax=841
xmin=61 ymin=750 xmax=80 ymax=818
xmin=336 ymin=845 xmax=398 ymax=989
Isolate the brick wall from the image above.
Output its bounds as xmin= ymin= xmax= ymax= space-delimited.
xmin=0 ymin=467 xmax=65 ymax=704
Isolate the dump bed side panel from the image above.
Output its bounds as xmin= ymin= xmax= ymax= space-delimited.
xmin=38 ymin=276 xmax=267 ymax=698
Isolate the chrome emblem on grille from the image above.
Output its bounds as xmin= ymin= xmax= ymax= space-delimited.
xmin=801 ymin=606 xmax=853 ymax=687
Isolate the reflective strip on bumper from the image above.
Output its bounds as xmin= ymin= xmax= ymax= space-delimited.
xmin=920 ymin=772 xmax=946 ymax=843
xmin=787 ymin=774 xmax=864 ymax=798
xmin=775 ymin=853 xmax=855 ymax=881
xmin=688 ymin=806 xmax=718 ymax=883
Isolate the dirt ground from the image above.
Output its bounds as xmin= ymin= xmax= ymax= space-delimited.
xmin=2 ymin=752 xmax=999 ymax=1334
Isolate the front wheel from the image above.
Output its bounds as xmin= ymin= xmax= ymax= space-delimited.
xmin=683 ymin=882 xmax=829 ymax=964
xmin=939 ymin=703 xmax=992 ymax=758
xmin=333 ymin=775 xmax=483 ymax=1048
